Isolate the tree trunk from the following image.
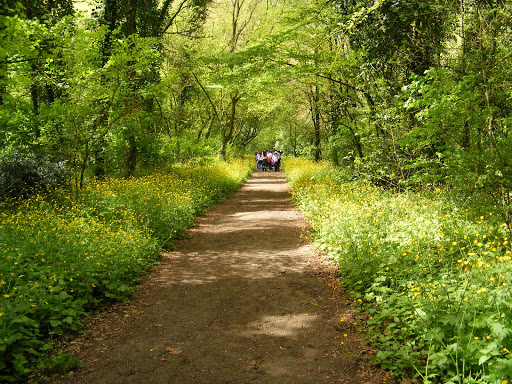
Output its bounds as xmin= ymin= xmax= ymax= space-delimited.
xmin=221 ymin=93 xmax=239 ymax=159
xmin=125 ymin=134 xmax=137 ymax=177
xmin=347 ymin=123 xmax=363 ymax=159
xmin=327 ymin=76 xmax=340 ymax=166
xmin=0 ymin=63 xmax=6 ymax=105
xmin=309 ymin=84 xmax=321 ymax=162
xmin=101 ymin=0 xmax=118 ymax=65
xmin=30 ymin=63 xmax=41 ymax=138
xmin=123 ymin=0 xmax=138 ymax=176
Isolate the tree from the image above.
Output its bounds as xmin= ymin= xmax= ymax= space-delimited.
xmin=91 ymin=0 xmax=213 ymax=175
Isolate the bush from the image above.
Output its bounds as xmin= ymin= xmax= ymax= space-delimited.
xmin=0 ymin=151 xmax=70 ymax=199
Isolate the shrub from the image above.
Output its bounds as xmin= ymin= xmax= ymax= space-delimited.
xmin=0 ymin=151 xmax=70 ymax=199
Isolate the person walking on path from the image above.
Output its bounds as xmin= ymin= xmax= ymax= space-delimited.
xmin=255 ymin=152 xmax=262 ymax=170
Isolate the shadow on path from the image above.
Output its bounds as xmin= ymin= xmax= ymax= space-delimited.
xmin=53 ymin=171 xmax=393 ymax=384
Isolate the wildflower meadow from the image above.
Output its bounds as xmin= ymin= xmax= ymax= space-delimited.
xmin=0 ymin=158 xmax=253 ymax=382
xmin=285 ymin=158 xmax=512 ymax=384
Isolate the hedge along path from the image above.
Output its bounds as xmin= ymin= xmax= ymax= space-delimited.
xmin=52 ymin=171 xmax=393 ymax=384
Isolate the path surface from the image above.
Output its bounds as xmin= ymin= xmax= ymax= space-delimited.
xmin=52 ymin=171 xmax=393 ymax=384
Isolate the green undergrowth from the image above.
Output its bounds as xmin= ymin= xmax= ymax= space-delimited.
xmin=285 ymin=158 xmax=512 ymax=384
xmin=0 ymin=158 xmax=253 ymax=382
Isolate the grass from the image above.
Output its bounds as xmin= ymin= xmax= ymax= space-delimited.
xmin=284 ymin=158 xmax=512 ymax=384
xmin=0 ymin=158 xmax=253 ymax=382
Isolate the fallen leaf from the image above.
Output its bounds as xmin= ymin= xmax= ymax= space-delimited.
xmin=165 ymin=347 xmax=183 ymax=355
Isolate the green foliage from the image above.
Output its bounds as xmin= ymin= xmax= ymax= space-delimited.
xmin=402 ymin=67 xmax=512 ymax=225
xmin=345 ymin=0 xmax=453 ymax=75
xmin=0 ymin=158 xmax=253 ymax=382
xmin=286 ymin=158 xmax=512 ymax=383
xmin=0 ymin=194 xmax=158 ymax=381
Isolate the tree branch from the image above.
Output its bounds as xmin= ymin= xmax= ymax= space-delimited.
xmin=192 ymin=72 xmax=224 ymax=130
xmin=161 ymin=0 xmax=189 ymax=36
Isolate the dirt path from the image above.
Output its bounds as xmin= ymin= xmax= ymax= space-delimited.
xmin=51 ymin=171 xmax=393 ymax=384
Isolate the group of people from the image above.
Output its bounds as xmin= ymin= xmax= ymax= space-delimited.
xmin=255 ymin=150 xmax=282 ymax=172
